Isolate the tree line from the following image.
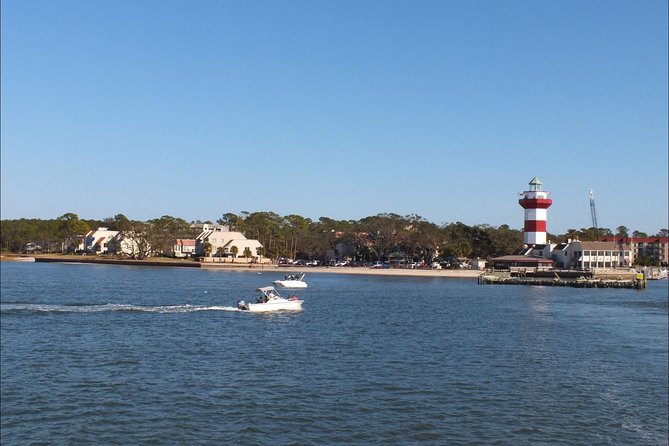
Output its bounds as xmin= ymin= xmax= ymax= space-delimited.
xmin=1 ymin=212 xmax=667 ymax=263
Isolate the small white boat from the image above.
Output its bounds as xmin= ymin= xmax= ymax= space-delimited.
xmin=647 ymin=268 xmax=668 ymax=280
xmin=273 ymin=272 xmax=308 ymax=289
xmin=237 ymin=286 xmax=303 ymax=312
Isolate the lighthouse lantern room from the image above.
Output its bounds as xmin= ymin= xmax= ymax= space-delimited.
xmin=519 ymin=177 xmax=552 ymax=245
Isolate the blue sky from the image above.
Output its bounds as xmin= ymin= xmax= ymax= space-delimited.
xmin=2 ymin=0 xmax=667 ymax=234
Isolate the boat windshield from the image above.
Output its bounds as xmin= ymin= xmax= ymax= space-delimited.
xmin=257 ymin=287 xmax=284 ymax=302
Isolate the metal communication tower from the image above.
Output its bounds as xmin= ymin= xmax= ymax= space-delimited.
xmin=589 ymin=189 xmax=598 ymax=236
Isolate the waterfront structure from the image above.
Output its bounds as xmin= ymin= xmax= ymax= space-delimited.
xmin=83 ymin=228 xmax=119 ymax=254
xmin=519 ymin=177 xmax=552 ymax=245
xmin=490 ymin=255 xmax=555 ymax=271
xmin=601 ymin=236 xmax=668 ymax=266
xmin=492 ymin=177 xmax=636 ymax=272
xmin=82 ymin=227 xmax=147 ymax=257
xmin=194 ymin=225 xmax=264 ymax=262
xmin=560 ymin=240 xmax=631 ymax=269
xmin=173 ymin=239 xmax=196 ymax=258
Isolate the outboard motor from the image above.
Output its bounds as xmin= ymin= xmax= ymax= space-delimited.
xmin=237 ymin=300 xmax=249 ymax=311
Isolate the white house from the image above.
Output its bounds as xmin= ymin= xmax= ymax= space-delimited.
xmin=84 ymin=228 xmax=119 ymax=254
xmin=194 ymin=225 xmax=265 ymax=262
xmin=173 ymin=239 xmax=196 ymax=258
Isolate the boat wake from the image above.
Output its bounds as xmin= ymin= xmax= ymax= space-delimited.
xmin=0 ymin=303 xmax=241 ymax=314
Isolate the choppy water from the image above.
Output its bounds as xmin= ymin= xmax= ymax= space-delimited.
xmin=1 ymin=262 xmax=667 ymax=445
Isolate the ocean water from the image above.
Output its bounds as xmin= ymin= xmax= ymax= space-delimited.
xmin=1 ymin=262 xmax=667 ymax=445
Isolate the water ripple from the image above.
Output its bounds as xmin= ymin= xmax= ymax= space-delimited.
xmin=1 ymin=263 xmax=667 ymax=445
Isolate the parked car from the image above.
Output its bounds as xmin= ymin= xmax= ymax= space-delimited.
xmin=306 ymin=260 xmax=320 ymax=266
xmin=371 ymin=261 xmax=384 ymax=269
xmin=335 ymin=260 xmax=350 ymax=267
xmin=430 ymin=262 xmax=442 ymax=270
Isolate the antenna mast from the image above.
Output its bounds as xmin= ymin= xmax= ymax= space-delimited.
xmin=589 ymin=189 xmax=599 ymax=238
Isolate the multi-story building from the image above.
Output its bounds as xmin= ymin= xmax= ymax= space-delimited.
xmin=560 ymin=240 xmax=632 ymax=269
xmin=601 ymin=237 xmax=669 ymax=266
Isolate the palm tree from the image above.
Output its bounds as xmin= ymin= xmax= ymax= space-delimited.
xmin=230 ymin=245 xmax=239 ymax=262
xmin=202 ymin=241 xmax=212 ymax=257
xmin=215 ymin=246 xmax=225 ymax=262
xmin=243 ymin=247 xmax=252 ymax=262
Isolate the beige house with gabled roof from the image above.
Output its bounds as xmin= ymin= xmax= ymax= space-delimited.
xmin=83 ymin=228 xmax=119 ymax=254
xmin=194 ymin=225 xmax=265 ymax=262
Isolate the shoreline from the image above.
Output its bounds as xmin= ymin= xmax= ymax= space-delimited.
xmin=3 ymin=254 xmax=647 ymax=280
xmin=1 ymin=254 xmax=482 ymax=278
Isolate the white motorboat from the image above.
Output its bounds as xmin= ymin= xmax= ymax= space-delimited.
xmin=273 ymin=272 xmax=308 ymax=289
xmin=646 ymin=268 xmax=668 ymax=280
xmin=237 ymin=287 xmax=303 ymax=312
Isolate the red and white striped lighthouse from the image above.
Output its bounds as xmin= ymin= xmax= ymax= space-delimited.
xmin=518 ymin=177 xmax=552 ymax=245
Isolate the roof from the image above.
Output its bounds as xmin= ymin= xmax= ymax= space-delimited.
xmin=223 ymin=239 xmax=263 ymax=248
xmin=601 ymin=236 xmax=669 ymax=244
xmin=176 ymin=239 xmax=196 ymax=246
xmin=529 ymin=176 xmax=543 ymax=186
xmin=571 ymin=241 xmax=618 ymax=250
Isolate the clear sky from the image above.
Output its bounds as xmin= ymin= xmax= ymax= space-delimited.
xmin=2 ymin=0 xmax=667 ymax=235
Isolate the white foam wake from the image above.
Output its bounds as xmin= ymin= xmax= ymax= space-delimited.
xmin=0 ymin=303 xmax=241 ymax=313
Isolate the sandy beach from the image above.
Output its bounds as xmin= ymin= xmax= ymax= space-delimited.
xmin=205 ymin=264 xmax=483 ymax=278
xmin=4 ymin=255 xmax=646 ymax=280
xmin=1 ymin=254 xmax=482 ymax=278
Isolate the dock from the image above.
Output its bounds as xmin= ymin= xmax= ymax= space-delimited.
xmin=478 ymin=270 xmax=647 ymax=289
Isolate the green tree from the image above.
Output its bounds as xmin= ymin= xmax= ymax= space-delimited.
xmin=243 ymin=247 xmax=252 ymax=261
xmin=282 ymin=214 xmax=311 ymax=260
xmin=440 ymin=222 xmax=474 ymax=258
xmin=147 ymin=215 xmax=192 ymax=256
xmin=202 ymin=241 xmax=212 ymax=257
xmin=103 ymin=214 xmax=131 ymax=231
xmin=122 ymin=221 xmax=153 ymax=259
xmin=57 ymin=213 xmax=90 ymax=253
xmin=217 ymin=213 xmax=245 ymax=232
xmin=230 ymin=245 xmax=239 ymax=262
xmin=616 ymin=226 xmax=629 ymax=237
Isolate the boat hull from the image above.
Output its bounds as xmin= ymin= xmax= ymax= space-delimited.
xmin=245 ymin=300 xmax=303 ymax=312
